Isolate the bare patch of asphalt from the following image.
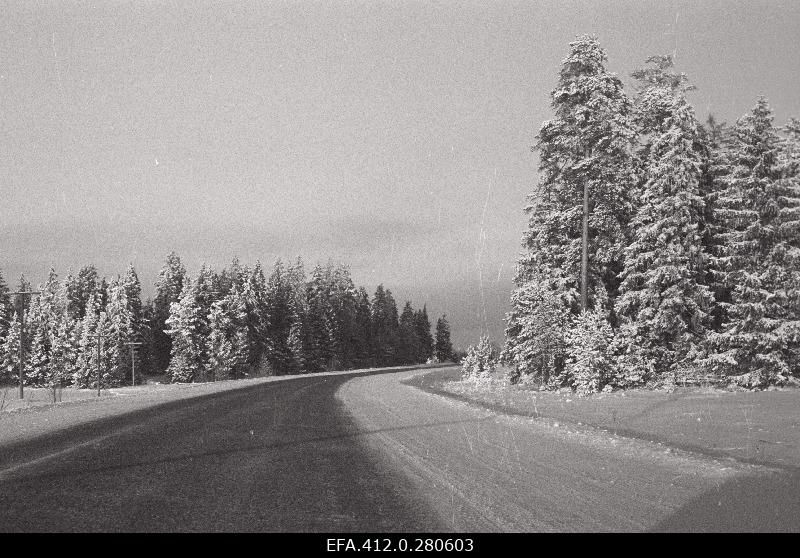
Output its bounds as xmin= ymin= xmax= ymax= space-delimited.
xmin=401 ymin=367 xmax=800 ymax=532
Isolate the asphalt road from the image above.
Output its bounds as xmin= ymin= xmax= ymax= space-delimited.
xmin=0 ymin=367 xmax=793 ymax=532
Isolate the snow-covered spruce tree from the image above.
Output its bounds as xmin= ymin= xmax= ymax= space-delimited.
xmin=502 ymin=270 xmax=571 ymax=385
xmin=1 ymin=315 xmax=26 ymax=384
xmin=262 ymin=260 xmax=293 ymax=375
xmin=121 ymin=264 xmax=143 ymax=333
xmin=26 ymin=325 xmax=50 ymax=387
xmin=94 ymin=311 xmax=119 ymax=388
xmin=506 ymin=36 xmax=636 ymax=387
xmin=615 ymin=89 xmax=714 ymax=386
xmin=242 ymin=261 xmax=268 ymax=371
xmin=44 ymin=277 xmax=81 ymax=387
xmin=461 ymin=336 xmax=497 ymax=383
xmin=519 ymin=35 xmax=637 ymax=313
xmin=397 ymin=302 xmax=420 ymax=365
xmin=286 ymin=320 xmax=306 ymax=375
xmin=74 ymin=293 xmax=102 ymax=387
xmin=206 ymin=286 xmax=250 ymax=381
xmin=304 ymin=263 xmax=355 ymax=371
xmin=304 ymin=265 xmax=334 ymax=373
xmin=286 ymin=258 xmax=310 ymax=374
xmin=630 ymin=54 xmax=694 ymax=167
xmin=49 ymin=308 xmax=80 ymax=388
xmin=24 ymin=269 xmax=64 ymax=387
xmin=371 ymin=285 xmax=400 ymax=367
xmin=705 ymin=98 xmax=800 ymax=386
xmin=120 ymin=263 xmax=149 ymax=377
xmin=697 ymin=116 xmax=735 ymax=332
xmin=25 ymin=299 xmax=50 ymax=388
xmin=104 ymin=279 xmax=134 ymax=386
xmin=353 ymin=287 xmax=373 ymax=369
xmin=70 ymin=266 xmax=105 ymax=318
xmin=164 ymin=274 xmax=211 ymax=383
xmin=434 ymin=314 xmax=453 ymax=363
xmin=328 ymin=264 xmax=361 ymax=370
xmin=152 ymin=252 xmax=186 ymax=375
xmin=414 ymin=306 xmax=434 ymax=363
xmin=779 ymin=118 xmax=800 ymax=375
xmin=564 ymin=308 xmax=615 ymax=394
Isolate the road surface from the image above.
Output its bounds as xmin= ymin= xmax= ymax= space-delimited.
xmin=0 ymin=367 xmax=793 ymax=532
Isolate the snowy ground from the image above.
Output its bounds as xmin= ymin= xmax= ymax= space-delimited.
xmin=407 ymin=367 xmax=800 ymax=470
xmin=339 ymin=368 xmax=796 ymax=531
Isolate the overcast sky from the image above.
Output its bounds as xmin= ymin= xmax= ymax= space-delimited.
xmin=2 ymin=0 xmax=799 ymax=347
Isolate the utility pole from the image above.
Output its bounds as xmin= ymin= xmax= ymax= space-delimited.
xmin=10 ymin=289 xmax=42 ymax=400
xmin=581 ymin=181 xmax=589 ymax=312
xmin=89 ymin=332 xmax=104 ymax=397
xmin=124 ymin=341 xmax=142 ymax=386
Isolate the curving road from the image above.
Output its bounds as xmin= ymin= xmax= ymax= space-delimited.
xmin=0 ymin=367 xmax=792 ymax=532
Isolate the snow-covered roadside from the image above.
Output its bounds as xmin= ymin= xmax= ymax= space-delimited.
xmin=337 ymin=368 xmax=767 ymax=532
xmin=405 ymin=367 xmax=800 ymax=471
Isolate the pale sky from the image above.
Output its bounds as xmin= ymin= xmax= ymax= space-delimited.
xmin=2 ymin=0 xmax=799 ymax=347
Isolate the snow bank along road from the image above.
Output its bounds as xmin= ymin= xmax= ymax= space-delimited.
xmin=0 ymin=367 xmax=795 ymax=532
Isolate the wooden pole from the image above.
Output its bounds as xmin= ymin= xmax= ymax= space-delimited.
xmin=581 ymin=181 xmax=589 ymax=312
xmin=97 ymin=334 xmax=101 ymax=397
xmin=124 ymin=342 xmax=143 ymax=386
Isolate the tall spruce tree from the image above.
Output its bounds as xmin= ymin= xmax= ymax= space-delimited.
xmin=506 ymin=36 xmax=636 ymax=382
xmin=74 ymin=293 xmax=103 ymax=388
xmin=286 ymin=258 xmax=310 ymax=374
xmin=165 ymin=264 xmax=217 ymax=382
xmin=706 ymin=98 xmax=800 ymax=385
xmin=152 ymin=252 xmax=186 ymax=375
xmin=520 ymin=35 xmax=637 ymax=310
xmin=304 ymin=265 xmax=334 ymax=373
xmin=1 ymin=314 xmax=25 ymax=384
xmin=120 ymin=264 xmax=148 ymax=376
xmin=353 ymin=287 xmax=373 ymax=368
xmin=25 ymin=269 xmax=61 ymax=386
xmin=26 ymin=302 xmax=51 ymax=387
xmin=49 ymin=276 xmax=80 ymax=387
xmin=207 ymin=285 xmax=250 ymax=381
xmin=697 ymin=115 xmax=735 ymax=331
xmin=164 ymin=276 xmax=206 ymax=383
xmin=49 ymin=304 xmax=80 ymax=388
xmin=414 ymin=305 xmax=434 ymax=363
xmin=263 ymin=260 xmax=295 ymax=374
xmin=242 ymin=261 xmax=268 ymax=371
xmin=105 ymin=279 xmax=135 ymax=385
xmin=615 ymin=88 xmax=713 ymax=384
xmin=327 ymin=264 xmax=360 ymax=370
xmin=434 ymin=314 xmax=454 ymax=363
xmin=397 ymin=302 xmax=419 ymax=365
xmin=371 ymin=285 xmax=399 ymax=366
xmin=70 ymin=266 xmax=103 ymax=319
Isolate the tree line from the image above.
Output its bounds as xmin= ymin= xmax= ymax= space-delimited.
xmin=502 ymin=36 xmax=800 ymax=392
xmin=0 ymin=255 xmax=455 ymax=388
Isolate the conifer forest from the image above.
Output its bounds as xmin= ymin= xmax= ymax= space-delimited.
xmin=493 ymin=36 xmax=800 ymax=393
xmin=0 ymin=256 xmax=454 ymax=388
